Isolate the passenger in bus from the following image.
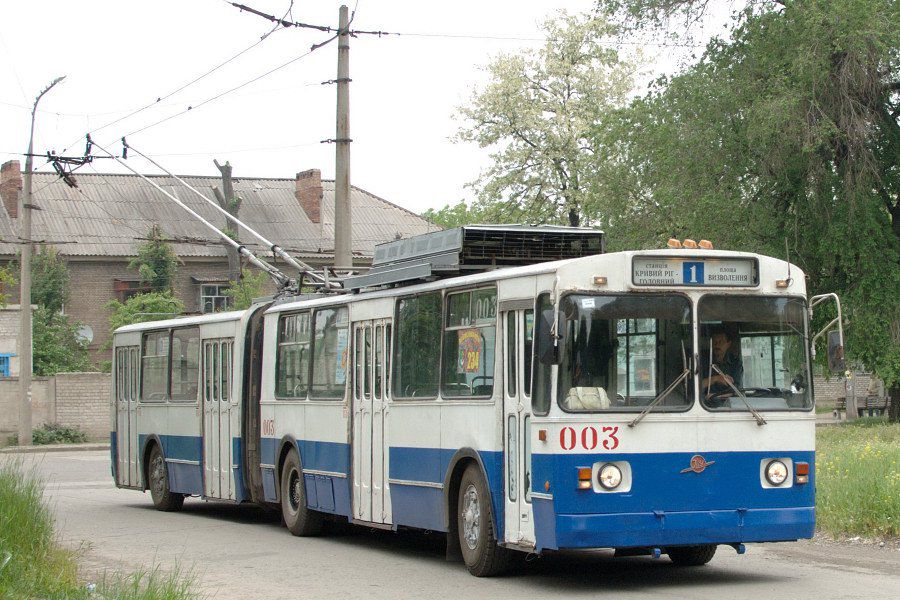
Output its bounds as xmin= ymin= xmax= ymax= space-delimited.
xmin=701 ymin=329 xmax=743 ymax=399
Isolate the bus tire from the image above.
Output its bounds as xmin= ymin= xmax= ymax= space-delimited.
xmin=148 ymin=444 xmax=184 ymax=512
xmin=668 ymin=544 xmax=717 ymax=566
xmin=280 ymin=450 xmax=324 ymax=536
xmin=457 ymin=464 xmax=510 ymax=577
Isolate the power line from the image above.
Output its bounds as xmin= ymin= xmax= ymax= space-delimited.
xmin=117 ymin=34 xmax=338 ymax=140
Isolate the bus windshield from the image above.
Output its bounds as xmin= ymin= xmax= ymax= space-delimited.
xmin=558 ymin=294 xmax=693 ymax=412
xmin=698 ymin=295 xmax=812 ymax=411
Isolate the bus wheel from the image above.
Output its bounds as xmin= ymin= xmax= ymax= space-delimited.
xmin=280 ymin=450 xmax=323 ymax=536
xmin=148 ymin=445 xmax=184 ymax=512
xmin=457 ymin=464 xmax=510 ymax=577
xmin=668 ymin=544 xmax=717 ymax=566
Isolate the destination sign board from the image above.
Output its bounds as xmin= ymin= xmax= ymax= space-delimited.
xmin=632 ymin=256 xmax=758 ymax=287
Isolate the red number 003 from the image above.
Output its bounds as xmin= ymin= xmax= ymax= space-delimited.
xmin=559 ymin=426 xmax=619 ymax=451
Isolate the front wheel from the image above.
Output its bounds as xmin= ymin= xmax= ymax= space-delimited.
xmin=668 ymin=544 xmax=717 ymax=566
xmin=148 ymin=444 xmax=184 ymax=512
xmin=457 ymin=464 xmax=510 ymax=577
xmin=280 ymin=450 xmax=324 ymax=536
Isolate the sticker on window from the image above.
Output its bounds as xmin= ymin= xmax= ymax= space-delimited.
xmin=335 ymin=327 xmax=349 ymax=384
xmin=581 ymin=298 xmax=596 ymax=309
xmin=457 ymin=329 xmax=483 ymax=373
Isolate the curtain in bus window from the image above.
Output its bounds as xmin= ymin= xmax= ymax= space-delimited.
xmin=171 ymin=328 xmax=201 ymax=402
xmin=141 ymin=331 xmax=169 ymax=401
xmin=393 ymin=292 xmax=441 ymax=398
xmin=276 ymin=313 xmax=310 ymax=398
xmin=311 ymin=306 xmax=349 ymax=399
xmin=442 ymin=288 xmax=497 ymax=398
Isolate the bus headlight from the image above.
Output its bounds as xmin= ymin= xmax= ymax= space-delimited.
xmin=598 ymin=463 xmax=623 ymax=490
xmin=765 ymin=460 xmax=788 ymax=486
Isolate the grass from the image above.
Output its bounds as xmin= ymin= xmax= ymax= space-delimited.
xmin=816 ymin=418 xmax=900 ymax=539
xmin=0 ymin=460 xmax=200 ymax=599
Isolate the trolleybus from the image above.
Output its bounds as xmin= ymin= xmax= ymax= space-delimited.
xmin=110 ymin=226 xmax=842 ymax=576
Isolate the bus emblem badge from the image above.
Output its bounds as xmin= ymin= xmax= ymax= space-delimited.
xmin=681 ymin=455 xmax=715 ymax=474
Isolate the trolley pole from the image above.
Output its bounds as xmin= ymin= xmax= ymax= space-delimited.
xmin=18 ymin=75 xmax=65 ymax=446
xmin=333 ymin=5 xmax=352 ymax=271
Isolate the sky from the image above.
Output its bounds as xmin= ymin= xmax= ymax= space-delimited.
xmin=0 ymin=0 xmax=716 ymax=217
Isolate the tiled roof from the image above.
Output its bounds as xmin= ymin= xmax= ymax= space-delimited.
xmin=0 ymin=172 xmax=438 ymax=260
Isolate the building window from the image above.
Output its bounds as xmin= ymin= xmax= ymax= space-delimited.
xmin=0 ymin=354 xmax=13 ymax=377
xmin=200 ymin=284 xmax=231 ymax=313
xmin=114 ymin=279 xmax=152 ymax=302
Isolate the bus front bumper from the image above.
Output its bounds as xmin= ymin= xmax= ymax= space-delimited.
xmin=532 ymin=503 xmax=815 ymax=551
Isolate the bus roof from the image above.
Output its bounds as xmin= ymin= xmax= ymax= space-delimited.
xmin=114 ymin=309 xmax=245 ymax=335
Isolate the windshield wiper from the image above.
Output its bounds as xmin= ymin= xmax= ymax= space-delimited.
xmin=629 ymin=368 xmax=690 ymax=428
xmin=710 ymin=363 xmax=767 ymax=426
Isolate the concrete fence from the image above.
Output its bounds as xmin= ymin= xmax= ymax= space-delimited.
xmin=0 ymin=372 xmax=110 ymax=441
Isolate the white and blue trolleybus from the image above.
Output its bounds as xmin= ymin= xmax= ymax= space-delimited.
xmin=110 ymin=226 xmax=844 ymax=576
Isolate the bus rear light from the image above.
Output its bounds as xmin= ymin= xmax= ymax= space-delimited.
xmin=682 ymin=239 xmax=698 ymax=248
xmin=795 ymin=462 xmax=809 ymax=484
xmin=538 ymin=429 xmax=547 ymax=442
xmin=698 ymin=239 xmax=713 ymax=249
xmin=577 ymin=467 xmax=592 ymax=490
xmin=667 ymin=238 xmax=683 ymax=248
xmin=775 ymin=279 xmax=791 ymax=288
xmin=593 ymin=276 xmax=607 ymax=286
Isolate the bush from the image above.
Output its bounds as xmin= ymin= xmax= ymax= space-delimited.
xmin=32 ymin=424 xmax=88 ymax=445
xmin=816 ymin=420 xmax=900 ymax=538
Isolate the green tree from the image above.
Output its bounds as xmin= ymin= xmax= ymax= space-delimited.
xmin=593 ymin=0 xmax=900 ymax=416
xmin=129 ymin=225 xmax=179 ymax=292
xmin=0 ymin=266 xmax=14 ymax=307
xmin=105 ymin=292 xmax=185 ymax=336
xmin=28 ymin=247 xmax=91 ymax=375
xmin=32 ymin=308 xmax=91 ymax=376
xmin=222 ymin=268 xmax=269 ymax=310
xmin=455 ymin=10 xmax=640 ymax=226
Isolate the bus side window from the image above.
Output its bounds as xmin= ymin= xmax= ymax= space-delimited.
xmin=141 ymin=331 xmax=169 ymax=402
xmin=532 ymin=295 xmax=552 ymax=415
xmin=393 ymin=293 xmax=441 ymax=399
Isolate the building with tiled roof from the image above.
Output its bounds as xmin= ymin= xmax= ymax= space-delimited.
xmin=0 ymin=161 xmax=437 ymax=360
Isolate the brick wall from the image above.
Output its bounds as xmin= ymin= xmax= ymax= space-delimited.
xmin=0 ymin=372 xmax=109 ymax=440
xmin=0 ymin=376 xmax=55 ymax=436
xmin=53 ymin=372 xmax=111 ymax=439
xmin=813 ymin=372 xmax=877 ymax=406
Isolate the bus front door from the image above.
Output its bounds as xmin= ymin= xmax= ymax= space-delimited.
xmin=115 ymin=346 xmax=139 ymax=487
xmin=352 ymin=320 xmax=390 ymax=524
xmin=203 ymin=339 xmax=235 ymax=500
xmin=502 ymin=310 xmax=536 ymax=548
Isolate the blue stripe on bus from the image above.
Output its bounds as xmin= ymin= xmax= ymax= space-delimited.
xmin=232 ymin=437 xmax=246 ymax=503
xmin=138 ymin=434 xmax=204 ymax=496
xmin=389 ymin=447 xmax=504 ymax=534
xmin=531 ymin=449 xmax=815 ymax=550
xmin=532 ymin=450 xmax=815 ymax=514
xmin=110 ymin=432 xmax=118 ymax=482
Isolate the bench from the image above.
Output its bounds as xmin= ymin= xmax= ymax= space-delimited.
xmin=834 ymin=396 xmax=889 ymax=418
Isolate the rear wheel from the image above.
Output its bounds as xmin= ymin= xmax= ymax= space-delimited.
xmin=668 ymin=544 xmax=717 ymax=566
xmin=457 ymin=464 xmax=510 ymax=577
xmin=148 ymin=445 xmax=184 ymax=512
xmin=280 ymin=450 xmax=324 ymax=536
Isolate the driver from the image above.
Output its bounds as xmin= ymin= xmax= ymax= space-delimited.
xmin=701 ymin=329 xmax=743 ymax=398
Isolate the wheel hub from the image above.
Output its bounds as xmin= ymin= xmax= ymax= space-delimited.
xmin=462 ymin=484 xmax=480 ymax=550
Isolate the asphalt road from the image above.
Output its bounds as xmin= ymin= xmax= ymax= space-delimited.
xmin=5 ymin=450 xmax=899 ymax=599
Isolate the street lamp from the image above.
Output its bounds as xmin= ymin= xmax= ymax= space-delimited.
xmin=18 ymin=75 xmax=65 ymax=446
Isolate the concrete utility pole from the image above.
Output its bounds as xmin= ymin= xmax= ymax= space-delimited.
xmin=333 ymin=5 xmax=352 ymax=271
xmin=19 ymin=75 xmax=65 ymax=446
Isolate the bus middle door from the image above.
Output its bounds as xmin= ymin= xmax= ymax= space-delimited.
xmin=352 ymin=320 xmax=389 ymax=524
xmin=503 ymin=309 xmax=536 ymax=548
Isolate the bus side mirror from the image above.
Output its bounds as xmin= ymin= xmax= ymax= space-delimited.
xmin=537 ymin=308 xmax=561 ymax=365
xmin=827 ymin=330 xmax=845 ymax=373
